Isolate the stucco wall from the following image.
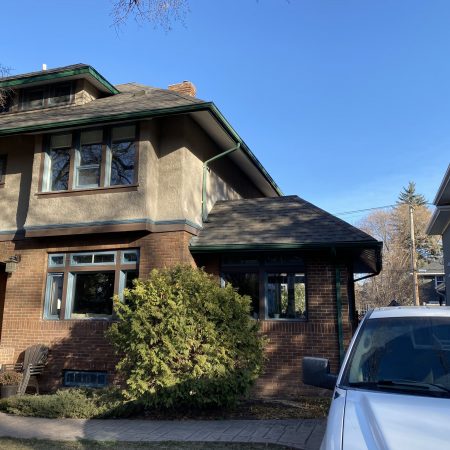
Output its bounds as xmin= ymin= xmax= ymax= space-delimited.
xmin=24 ymin=126 xmax=152 ymax=229
xmin=155 ymin=115 xmax=261 ymax=227
xmin=2 ymin=114 xmax=265 ymax=235
xmin=74 ymin=79 xmax=100 ymax=105
xmin=0 ymin=135 xmax=34 ymax=234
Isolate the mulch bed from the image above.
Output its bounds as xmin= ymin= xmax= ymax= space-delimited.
xmin=138 ymin=397 xmax=331 ymax=420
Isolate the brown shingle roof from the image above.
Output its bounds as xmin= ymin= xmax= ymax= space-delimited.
xmin=0 ymin=86 xmax=206 ymax=134
xmin=190 ymin=195 xmax=380 ymax=249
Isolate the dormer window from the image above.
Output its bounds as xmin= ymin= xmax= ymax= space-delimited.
xmin=50 ymin=83 xmax=72 ymax=106
xmin=21 ymin=82 xmax=73 ymax=110
xmin=23 ymin=88 xmax=45 ymax=109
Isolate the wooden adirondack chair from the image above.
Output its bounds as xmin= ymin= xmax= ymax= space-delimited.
xmin=2 ymin=344 xmax=49 ymax=395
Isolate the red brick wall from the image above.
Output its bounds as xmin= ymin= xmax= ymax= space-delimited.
xmin=200 ymin=253 xmax=353 ymax=398
xmin=0 ymin=231 xmax=195 ymax=390
xmin=0 ymin=234 xmax=352 ymax=397
xmin=254 ymin=258 xmax=351 ymax=398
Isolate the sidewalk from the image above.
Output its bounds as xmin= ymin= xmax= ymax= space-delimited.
xmin=0 ymin=413 xmax=326 ymax=449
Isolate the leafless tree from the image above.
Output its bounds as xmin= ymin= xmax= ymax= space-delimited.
xmin=0 ymin=64 xmax=11 ymax=109
xmin=355 ymin=201 xmax=442 ymax=311
xmin=112 ymin=0 xmax=189 ymax=30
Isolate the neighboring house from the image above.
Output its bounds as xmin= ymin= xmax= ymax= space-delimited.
xmin=428 ymin=165 xmax=450 ymax=306
xmin=417 ymin=260 xmax=445 ymax=305
xmin=0 ymin=64 xmax=382 ymax=397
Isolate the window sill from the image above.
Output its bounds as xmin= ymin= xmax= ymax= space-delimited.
xmin=265 ymin=318 xmax=308 ymax=322
xmin=43 ymin=317 xmax=114 ymax=322
xmin=36 ymin=184 xmax=139 ymax=198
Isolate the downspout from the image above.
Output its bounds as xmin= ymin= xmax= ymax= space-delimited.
xmin=331 ymin=247 xmax=345 ymax=365
xmin=202 ymin=142 xmax=241 ymax=222
xmin=335 ymin=265 xmax=345 ymax=365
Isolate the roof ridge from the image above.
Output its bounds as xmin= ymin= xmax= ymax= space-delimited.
xmin=152 ymin=86 xmax=204 ymax=104
xmin=209 ymin=195 xmax=378 ymax=244
xmin=290 ymin=195 xmax=378 ymax=241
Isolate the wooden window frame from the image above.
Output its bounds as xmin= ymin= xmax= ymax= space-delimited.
xmin=20 ymin=82 xmax=74 ymax=111
xmin=220 ymin=255 xmax=308 ymax=322
xmin=44 ymin=249 xmax=139 ymax=321
xmin=40 ymin=123 xmax=140 ymax=194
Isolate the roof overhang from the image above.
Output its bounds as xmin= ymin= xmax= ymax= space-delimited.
xmin=0 ymin=102 xmax=281 ymax=198
xmin=433 ymin=164 xmax=450 ymax=206
xmin=427 ymin=206 xmax=450 ymax=235
xmin=0 ymin=66 xmax=119 ymax=95
xmin=189 ymin=106 xmax=281 ymax=197
xmin=190 ymin=241 xmax=382 ymax=275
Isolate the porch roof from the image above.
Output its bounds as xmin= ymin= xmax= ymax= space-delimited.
xmin=190 ymin=196 xmax=382 ymax=274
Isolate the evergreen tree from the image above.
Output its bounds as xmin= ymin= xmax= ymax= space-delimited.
xmin=397 ymin=181 xmax=427 ymax=206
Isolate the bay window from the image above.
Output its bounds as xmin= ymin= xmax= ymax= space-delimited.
xmin=42 ymin=124 xmax=137 ymax=192
xmin=44 ymin=249 xmax=139 ymax=320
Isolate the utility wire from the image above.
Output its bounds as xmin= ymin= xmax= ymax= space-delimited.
xmin=334 ymin=204 xmax=397 ymax=216
xmin=334 ymin=202 xmax=434 ymax=217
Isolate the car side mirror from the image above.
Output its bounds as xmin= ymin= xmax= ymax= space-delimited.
xmin=302 ymin=357 xmax=337 ymax=390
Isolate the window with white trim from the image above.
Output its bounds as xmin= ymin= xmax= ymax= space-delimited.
xmin=44 ymin=249 xmax=139 ymax=320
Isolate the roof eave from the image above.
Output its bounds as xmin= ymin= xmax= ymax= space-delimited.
xmin=189 ymin=240 xmax=382 ymax=253
xmin=427 ymin=206 xmax=450 ymax=235
xmin=207 ymin=103 xmax=282 ymax=197
xmin=433 ymin=164 xmax=450 ymax=206
xmin=0 ymin=101 xmax=281 ymax=197
xmin=0 ymin=66 xmax=119 ymax=95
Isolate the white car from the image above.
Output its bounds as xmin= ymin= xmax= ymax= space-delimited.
xmin=303 ymin=307 xmax=450 ymax=450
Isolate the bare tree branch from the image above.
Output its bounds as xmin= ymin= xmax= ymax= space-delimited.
xmin=355 ymin=201 xmax=442 ymax=312
xmin=112 ymin=0 xmax=189 ymax=30
xmin=0 ymin=64 xmax=12 ymax=110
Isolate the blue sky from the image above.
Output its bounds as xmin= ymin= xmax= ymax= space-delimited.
xmin=1 ymin=0 xmax=449 ymax=223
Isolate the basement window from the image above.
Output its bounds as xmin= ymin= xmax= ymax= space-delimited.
xmin=64 ymin=370 xmax=107 ymax=388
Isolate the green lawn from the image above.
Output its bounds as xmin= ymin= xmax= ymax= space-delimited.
xmin=0 ymin=439 xmax=291 ymax=450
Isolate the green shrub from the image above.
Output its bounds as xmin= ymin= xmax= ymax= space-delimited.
xmin=107 ymin=265 xmax=265 ymax=409
xmin=0 ymin=388 xmax=139 ymax=419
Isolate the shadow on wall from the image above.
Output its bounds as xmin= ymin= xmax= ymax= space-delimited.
xmin=34 ymin=320 xmax=119 ymax=393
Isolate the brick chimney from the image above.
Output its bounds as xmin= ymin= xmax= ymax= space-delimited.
xmin=168 ymin=81 xmax=196 ymax=97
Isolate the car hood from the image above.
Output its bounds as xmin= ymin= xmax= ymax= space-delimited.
xmin=342 ymin=388 xmax=450 ymax=450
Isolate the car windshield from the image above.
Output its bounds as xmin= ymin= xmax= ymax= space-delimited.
xmin=341 ymin=316 xmax=450 ymax=397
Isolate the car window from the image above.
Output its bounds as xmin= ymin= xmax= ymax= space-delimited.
xmin=341 ymin=317 xmax=450 ymax=396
